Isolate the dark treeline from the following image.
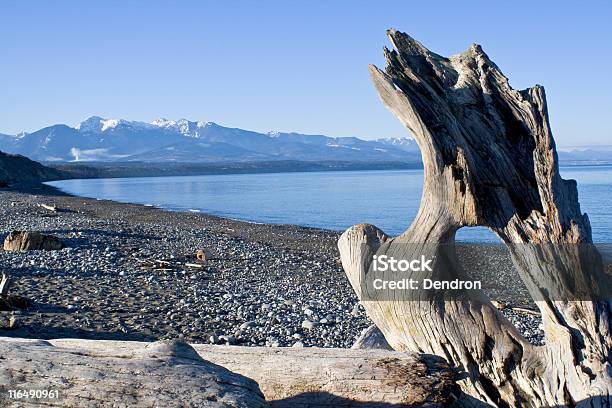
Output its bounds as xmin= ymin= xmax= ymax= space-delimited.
xmin=47 ymin=160 xmax=422 ymax=180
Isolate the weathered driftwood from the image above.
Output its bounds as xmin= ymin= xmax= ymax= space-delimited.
xmin=0 ymin=338 xmax=267 ymax=408
xmin=0 ymin=272 xmax=28 ymax=311
xmin=0 ymin=272 xmax=9 ymax=297
xmin=0 ymin=337 xmax=455 ymax=407
xmin=339 ymin=30 xmax=611 ymax=407
xmin=189 ymin=342 xmax=454 ymax=407
xmin=37 ymin=203 xmax=57 ymax=212
xmin=3 ymin=231 xmax=63 ymax=251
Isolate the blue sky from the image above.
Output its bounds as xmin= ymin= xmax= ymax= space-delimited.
xmin=1 ymin=1 xmax=610 ymax=146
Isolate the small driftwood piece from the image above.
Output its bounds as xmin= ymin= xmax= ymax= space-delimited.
xmin=0 ymin=272 xmax=28 ymax=311
xmin=138 ymin=256 xmax=206 ymax=272
xmin=510 ymin=307 xmax=541 ymax=316
xmin=185 ymin=263 xmax=204 ymax=269
xmin=0 ymin=337 xmax=456 ymax=407
xmin=339 ymin=30 xmax=612 ymax=406
xmin=37 ymin=203 xmax=57 ymax=212
xmin=0 ymin=272 xmax=10 ymax=297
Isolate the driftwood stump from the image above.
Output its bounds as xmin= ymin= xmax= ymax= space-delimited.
xmin=3 ymin=231 xmax=63 ymax=251
xmin=339 ymin=30 xmax=611 ymax=407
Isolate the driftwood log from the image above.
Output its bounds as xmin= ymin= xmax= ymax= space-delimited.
xmin=0 ymin=337 xmax=455 ymax=407
xmin=192 ymin=342 xmax=455 ymax=407
xmin=0 ymin=338 xmax=267 ymax=407
xmin=339 ymin=30 xmax=611 ymax=407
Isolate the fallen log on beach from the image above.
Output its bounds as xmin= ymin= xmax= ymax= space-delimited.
xmin=0 ymin=337 xmax=455 ymax=407
xmin=0 ymin=338 xmax=267 ymax=408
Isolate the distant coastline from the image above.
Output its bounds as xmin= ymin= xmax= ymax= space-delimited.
xmin=46 ymin=160 xmax=423 ymax=180
xmin=44 ymin=159 xmax=612 ymax=181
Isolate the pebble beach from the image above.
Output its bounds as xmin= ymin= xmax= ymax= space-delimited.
xmin=0 ymin=184 xmax=544 ymax=347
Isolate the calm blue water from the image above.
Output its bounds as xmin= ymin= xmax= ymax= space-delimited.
xmin=47 ymin=166 xmax=612 ymax=243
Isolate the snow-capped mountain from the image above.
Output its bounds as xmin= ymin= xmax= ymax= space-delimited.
xmin=150 ymin=118 xmax=210 ymax=138
xmin=0 ymin=116 xmax=422 ymax=163
xmin=376 ymin=137 xmax=419 ymax=152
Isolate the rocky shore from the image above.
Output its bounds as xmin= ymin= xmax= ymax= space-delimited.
xmin=0 ymin=184 xmax=544 ymax=347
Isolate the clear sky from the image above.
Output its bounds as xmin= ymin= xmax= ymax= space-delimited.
xmin=1 ymin=1 xmax=610 ymax=146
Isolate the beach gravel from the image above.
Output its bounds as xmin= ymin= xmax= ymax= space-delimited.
xmin=0 ymin=184 xmax=543 ymax=347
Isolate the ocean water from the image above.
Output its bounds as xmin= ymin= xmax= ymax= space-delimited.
xmin=47 ymin=166 xmax=612 ymax=243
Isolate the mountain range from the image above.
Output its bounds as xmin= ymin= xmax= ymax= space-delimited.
xmin=0 ymin=116 xmax=421 ymax=163
xmin=1 ymin=117 xmax=609 ymax=165
xmin=556 ymin=146 xmax=612 ymax=165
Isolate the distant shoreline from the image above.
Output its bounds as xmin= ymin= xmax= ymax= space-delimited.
xmin=46 ymin=160 xmax=423 ymax=181
xmin=45 ymin=160 xmax=612 ymax=182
